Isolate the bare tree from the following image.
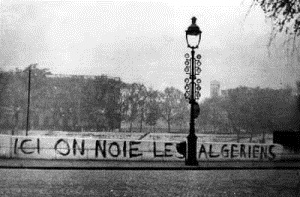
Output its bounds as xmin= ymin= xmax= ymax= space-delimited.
xmin=137 ymin=84 xmax=147 ymax=132
xmin=161 ymin=87 xmax=184 ymax=133
xmin=125 ymin=83 xmax=145 ymax=132
xmin=249 ymin=0 xmax=300 ymax=60
xmin=118 ymin=83 xmax=131 ymax=131
xmin=145 ymin=88 xmax=161 ymax=132
xmin=173 ymin=96 xmax=189 ymax=132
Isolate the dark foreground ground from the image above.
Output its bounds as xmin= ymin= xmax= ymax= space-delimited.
xmin=0 ymin=169 xmax=299 ymax=196
xmin=0 ymin=159 xmax=299 ymax=196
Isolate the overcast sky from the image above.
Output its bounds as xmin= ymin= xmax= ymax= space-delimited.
xmin=1 ymin=0 xmax=299 ymax=100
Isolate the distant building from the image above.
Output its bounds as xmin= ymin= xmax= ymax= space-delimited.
xmin=210 ymin=80 xmax=220 ymax=98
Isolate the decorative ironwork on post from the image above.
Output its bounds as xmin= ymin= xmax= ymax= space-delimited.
xmin=184 ymin=52 xmax=202 ymax=102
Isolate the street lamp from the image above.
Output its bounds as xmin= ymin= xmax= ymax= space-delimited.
xmin=26 ymin=65 xmax=32 ymax=136
xmin=186 ymin=17 xmax=202 ymax=49
xmin=184 ymin=17 xmax=202 ymax=166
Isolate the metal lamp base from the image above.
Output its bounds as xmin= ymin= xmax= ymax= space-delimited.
xmin=185 ymin=159 xmax=199 ymax=166
xmin=185 ymin=134 xmax=198 ymax=166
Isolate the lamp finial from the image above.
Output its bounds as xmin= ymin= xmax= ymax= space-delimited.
xmin=191 ymin=17 xmax=197 ymax=24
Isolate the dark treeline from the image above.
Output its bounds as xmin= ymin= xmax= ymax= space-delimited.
xmin=0 ymin=65 xmax=189 ymax=133
xmin=197 ymin=84 xmax=300 ymax=142
xmin=0 ymin=64 xmax=122 ymax=132
xmin=0 ymin=64 xmax=299 ymax=140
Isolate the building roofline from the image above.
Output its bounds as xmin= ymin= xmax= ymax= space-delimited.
xmin=47 ymin=74 xmax=120 ymax=81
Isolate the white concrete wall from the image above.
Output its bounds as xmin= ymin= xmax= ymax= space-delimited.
xmin=28 ymin=130 xmax=273 ymax=143
xmin=195 ymin=142 xmax=282 ymax=161
xmin=0 ymin=135 xmax=283 ymax=161
xmin=0 ymin=135 xmax=184 ymax=161
xmin=0 ymin=135 xmax=11 ymax=158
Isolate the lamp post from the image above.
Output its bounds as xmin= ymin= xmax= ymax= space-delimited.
xmin=26 ymin=65 xmax=32 ymax=136
xmin=184 ymin=17 xmax=202 ymax=166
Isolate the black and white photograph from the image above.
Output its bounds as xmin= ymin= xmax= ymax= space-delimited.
xmin=0 ymin=0 xmax=299 ymax=196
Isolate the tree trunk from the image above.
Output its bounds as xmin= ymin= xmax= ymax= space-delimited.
xmin=13 ymin=109 xmax=19 ymax=133
xmin=77 ymin=96 xmax=82 ymax=132
xmin=232 ymin=125 xmax=240 ymax=143
xmin=261 ymin=129 xmax=266 ymax=143
xmin=249 ymin=128 xmax=253 ymax=143
xmin=228 ymin=113 xmax=240 ymax=142
xmin=139 ymin=120 xmax=143 ymax=132
xmin=139 ymin=109 xmax=143 ymax=132
xmin=129 ymin=121 xmax=133 ymax=133
xmin=168 ymin=120 xmax=171 ymax=133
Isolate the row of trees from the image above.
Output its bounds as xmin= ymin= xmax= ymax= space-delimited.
xmin=197 ymin=84 xmax=300 ymax=142
xmin=0 ymin=65 xmax=190 ymax=132
xmin=0 ymin=64 xmax=122 ymax=131
xmin=0 ymin=65 xmax=299 ymax=138
xmin=120 ymin=85 xmax=189 ymax=133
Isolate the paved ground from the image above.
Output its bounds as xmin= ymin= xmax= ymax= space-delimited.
xmin=0 ymin=132 xmax=296 ymax=196
xmin=0 ymin=168 xmax=299 ymax=196
xmin=0 ymin=159 xmax=299 ymax=196
xmin=0 ymin=159 xmax=299 ymax=170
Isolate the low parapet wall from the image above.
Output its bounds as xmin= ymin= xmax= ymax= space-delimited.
xmin=196 ymin=142 xmax=281 ymax=161
xmin=0 ymin=135 xmax=284 ymax=162
xmin=0 ymin=135 xmax=183 ymax=161
xmin=27 ymin=131 xmax=273 ymax=143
